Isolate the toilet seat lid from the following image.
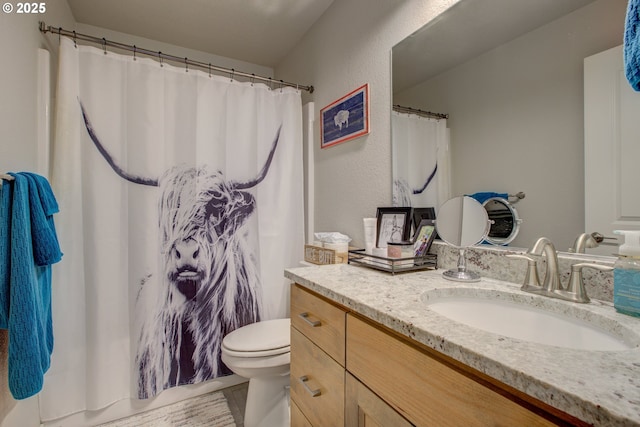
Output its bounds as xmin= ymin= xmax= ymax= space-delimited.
xmin=223 ymin=318 xmax=290 ymax=355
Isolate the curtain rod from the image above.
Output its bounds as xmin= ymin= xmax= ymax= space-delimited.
xmin=39 ymin=22 xmax=314 ymax=94
xmin=393 ymin=105 xmax=448 ymax=120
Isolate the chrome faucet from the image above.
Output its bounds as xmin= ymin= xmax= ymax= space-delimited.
xmin=569 ymin=232 xmax=603 ymax=253
xmin=507 ymin=237 xmax=613 ymax=303
xmin=528 ymin=237 xmax=562 ymax=293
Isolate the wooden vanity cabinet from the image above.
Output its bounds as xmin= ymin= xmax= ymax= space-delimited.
xmin=291 ymin=283 xmax=586 ymax=427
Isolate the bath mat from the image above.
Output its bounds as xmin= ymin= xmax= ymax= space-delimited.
xmin=96 ymin=391 xmax=236 ymax=427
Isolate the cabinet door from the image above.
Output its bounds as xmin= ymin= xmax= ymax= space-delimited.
xmin=347 ymin=314 xmax=558 ymax=427
xmin=585 ymin=44 xmax=640 ymax=255
xmin=291 ymin=400 xmax=313 ymax=427
xmin=291 ymin=327 xmax=345 ymax=427
xmin=346 ymin=373 xmax=413 ymax=427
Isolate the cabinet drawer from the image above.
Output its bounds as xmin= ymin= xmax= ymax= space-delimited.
xmin=291 ymin=327 xmax=345 ymax=427
xmin=347 ymin=314 xmax=556 ymax=427
xmin=291 ymin=284 xmax=346 ymax=364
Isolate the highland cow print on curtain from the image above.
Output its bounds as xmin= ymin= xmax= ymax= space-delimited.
xmin=39 ymin=37 xmax=303 ymax=420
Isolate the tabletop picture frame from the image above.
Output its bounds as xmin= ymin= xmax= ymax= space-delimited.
xmin=375 ymin=207 xmax=411 ymax=248
xmin=320 ymin=83 xmax=370 ymax=148
xmin=413 ymin=219 xmax=436 ymax=256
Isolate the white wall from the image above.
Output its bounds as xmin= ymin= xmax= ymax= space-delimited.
xmin=394 ymin=0 xmax=625 ymax=250
xmin=0 ymin=0 xmax=75 ymax=173
xmin=276 ymin=0 xmax=460 ymax=248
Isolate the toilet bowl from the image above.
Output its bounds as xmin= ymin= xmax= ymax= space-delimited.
xmin=221 ymin=318 xmax=291 ymax=427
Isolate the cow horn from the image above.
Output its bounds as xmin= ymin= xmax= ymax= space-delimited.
xmin=233 ymin=125 xmax=282 ymax=190
xmin=413 ymin=164 xmax=437 ymax=195
xmin=79 ymin=100 xmax=159 ymax=187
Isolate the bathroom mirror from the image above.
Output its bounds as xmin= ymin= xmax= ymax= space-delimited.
xmin=436 ymin=196 xmax=490 ymax=282
xmin=483 ymin=197 xmax=522 ymax=246
xmin=391 ymin=0 xmax=626 ymax=252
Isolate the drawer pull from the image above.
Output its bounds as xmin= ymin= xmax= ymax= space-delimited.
xmin=299 ymin=375 xmax=321 ymax=397
xmin=299 ymin=312 xmax=321 ymax=327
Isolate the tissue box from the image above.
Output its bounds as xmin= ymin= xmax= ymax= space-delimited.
xmin=304 ymin=244 xmax=347 ymax=265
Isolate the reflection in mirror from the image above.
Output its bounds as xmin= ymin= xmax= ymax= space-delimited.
xmin=391 ymin=106 xmax=450 ymax=209
xmin=391 ymin=0 xmax=627 ymax=253
xmin=483 ymin=197 xmax=522 ymax=246
xmin=436 ymin=196 xmax=490 ymax=282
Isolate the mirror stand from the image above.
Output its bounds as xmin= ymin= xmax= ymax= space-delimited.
xmin=435 ymin=196 xmax=489 ymax=283
xmin=442 ymin=248 xmax=481 ymax=282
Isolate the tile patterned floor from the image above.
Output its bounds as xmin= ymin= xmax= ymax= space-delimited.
xmin=222 ymin=382 xmax=249 ymax=427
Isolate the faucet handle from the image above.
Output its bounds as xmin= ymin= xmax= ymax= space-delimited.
xmin=565 ymin=263 xmax=614 ymax=303
xmin=506 ymin=254 xmax=542 ymax=291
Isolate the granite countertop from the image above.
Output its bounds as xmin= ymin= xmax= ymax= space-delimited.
xmin=285 ymin=263 xmax=640 ymax=426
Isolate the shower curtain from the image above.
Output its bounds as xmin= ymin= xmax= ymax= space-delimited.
xmin=39 ymin=37 xmax=303 ymax=420
xmin=391 ymin=111 xmax=451 ymax=208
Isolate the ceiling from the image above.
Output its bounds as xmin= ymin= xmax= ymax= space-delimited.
xmin=66 ymin=0 xmax=335 ymax=68
xmin=392 ymin=0 xmax=596 ymax=93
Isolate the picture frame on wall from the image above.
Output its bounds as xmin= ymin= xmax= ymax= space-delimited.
xmin=375 ymin=207 xmax=411 ymax=248
xmin=320 ymin=83 xmax=370 ymax=148
xmin=413 ymin=219 xmax=436 ymax=256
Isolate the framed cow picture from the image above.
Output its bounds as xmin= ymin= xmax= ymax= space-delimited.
xmin=320 ymin=83 xmax=370 ymax=148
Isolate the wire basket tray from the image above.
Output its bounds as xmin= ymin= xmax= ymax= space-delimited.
xmin=348 ymin=249 xmax=437 ymax=275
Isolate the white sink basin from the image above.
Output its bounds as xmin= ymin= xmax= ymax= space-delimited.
xmin=422 ymin=288 xmax=638 ymax=351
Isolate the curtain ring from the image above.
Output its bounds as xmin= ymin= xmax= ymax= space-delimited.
xmin=280 ymin=79 xmax=284 ymax=93
xmin=58 ymin=27 xmax=61 ymax=43
xmin=158 ymin=51 xmax=163 ymax=67
xmin=268 ymin=77 xmax=273 ymax=90
xmin=208 ymin=63 xmax=212 ymax=78
xmin=250 ymin=73 xmax=255 ymax=87
xmin=185 ymin=57 xmax=189 ymax=73
xmin=72 ymin=31 xmax=77 ymax=48
xmin=102 ymin=38 xmax=107 ymax=55
xmin=133 ymin=45 xmax=137 ymax=61
xmin=230 ymin=68 xmax=235 ymax=82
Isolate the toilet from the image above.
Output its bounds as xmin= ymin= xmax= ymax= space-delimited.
xmin=221 ymin=318 xmax=291 ymax=427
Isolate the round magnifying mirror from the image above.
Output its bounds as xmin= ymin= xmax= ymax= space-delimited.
xmin=436 ymin=196 xmax=490 ymax=282
xmin=482 ymin=197 xmax=522 ymax=245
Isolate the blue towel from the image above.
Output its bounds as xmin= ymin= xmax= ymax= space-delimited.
xmin=0 ymin=172 xmax=62 ymax=399
xmin=0 ymin=179 xmax=13 ymax=327
xmin=22 ymin=173 xmax=62 ymax=266
xmin=625 ymin=0 xmax=640 ymax=91
xmin=467 ymin=192 xmax=508 ymax=205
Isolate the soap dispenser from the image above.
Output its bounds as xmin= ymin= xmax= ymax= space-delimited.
xmin=613 ymin=230 xmax=640 ymax=317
